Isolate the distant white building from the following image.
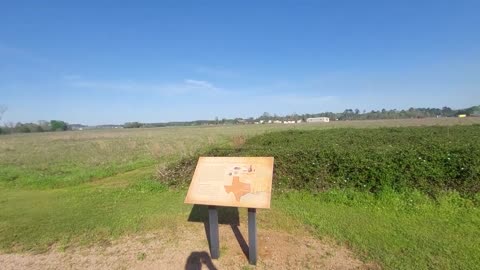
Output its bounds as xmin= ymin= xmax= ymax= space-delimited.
xmin=273 ymin=120 xmax=282 ymax=124
xmin=296 ymin=119 xmax=303 ymax=123
xmin=306 ymin=117 xmax=330 ymax=123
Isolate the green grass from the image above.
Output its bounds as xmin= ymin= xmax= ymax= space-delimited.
xmin=1 ymin=118 xmax=480 ymax=269
xmin=276 ymin=190 xmax=480 ymax=270
xmin=3 ymin=180 xmax=478 ymax=269
xmin=0 ymin=177 xmax=189 ymax=252
xmin=159 ymin=123 xmax=480 ymax=269
xmin=0 ymin=172 xmax=303 ymax=253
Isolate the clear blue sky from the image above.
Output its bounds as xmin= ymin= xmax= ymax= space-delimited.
xmin=1 ymin=1 xmax=479 ymax=125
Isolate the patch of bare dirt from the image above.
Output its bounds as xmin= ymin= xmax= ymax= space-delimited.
xmin=0 ymin=223 xmax=377 ymax=270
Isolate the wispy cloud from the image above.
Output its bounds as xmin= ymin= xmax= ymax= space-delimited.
xmin=184 ymin=79 xmax=216 ymax=90
xmin=64 ymin=76 xmax=226 ymax=95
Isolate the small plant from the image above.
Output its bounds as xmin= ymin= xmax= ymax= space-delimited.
xmin=232 ymin=135 xmax=246 ymax=149
xmin=137 ymin=252 xmax=147 ymax=261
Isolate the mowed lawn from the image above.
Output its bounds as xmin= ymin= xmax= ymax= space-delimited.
xmin=1 ymin=117 xmax=480 ymax=269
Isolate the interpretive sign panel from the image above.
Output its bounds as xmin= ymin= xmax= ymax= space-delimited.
xmin=184 ymin=157 xmax=274 ymax=209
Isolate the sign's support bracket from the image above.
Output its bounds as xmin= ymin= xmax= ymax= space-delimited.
xmin=248 ymin=208 xmax=257 ymax=265
xmin=208 ymin=206 xmax=219 ymax=259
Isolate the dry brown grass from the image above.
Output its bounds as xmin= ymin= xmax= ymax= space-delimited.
xmin=232 ymin=135 xmax=246 ymax=149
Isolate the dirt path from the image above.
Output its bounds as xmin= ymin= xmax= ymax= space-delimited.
xmin=0 ymin=221 xmax=376 ymax=270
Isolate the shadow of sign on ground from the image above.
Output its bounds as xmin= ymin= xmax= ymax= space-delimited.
xmin=187 ymin=205 xmax=249 ymax=260
xmin=185 ymin=251 xmax=218 ymax=270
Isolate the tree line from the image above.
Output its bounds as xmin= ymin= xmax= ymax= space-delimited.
xmin=124 ymin=105 xmax=480 ymax=128
xmin=256 ymin=106 xmax=479 ymax=122
xmin=1 ymin=105 xmax=478 ymax=134
xmin=0 ymin=120 xmax=69 ymax=134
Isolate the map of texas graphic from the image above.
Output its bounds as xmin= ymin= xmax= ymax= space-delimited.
xmin=224 ymin=176 xmax=251 ymax=201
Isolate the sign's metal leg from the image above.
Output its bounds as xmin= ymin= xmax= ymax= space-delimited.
xmin=208 ymin=206 xmax=220 ymax=259
xmin=248 ymin=208 xmax=257 ymax=265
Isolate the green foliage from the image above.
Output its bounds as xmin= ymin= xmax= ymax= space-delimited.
xmin=50 ymin=120 xmax=68 ymax=131
xmin=242 ymin=126 xmax=480 ymax=196
xmin=163 ymin=125 xmax=480 ymax=197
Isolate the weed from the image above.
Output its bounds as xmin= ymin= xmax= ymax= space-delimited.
xmin=137 ymin=252 xmax=147 ymax=261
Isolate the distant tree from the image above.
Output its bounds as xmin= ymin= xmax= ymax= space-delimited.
xmin=124 ymin=122 xmax=142 ymax=128
xmin=261 ymin=112 xmax=271 ymax=120
xmin=50 ymin=120 xmax=68 ymax=131
xmin=38 ymin=120 xmax=51 ymax=131
xmin=15 ymin=123 xmax=29 ymax=133
xmin=340 ymin=109 xmax=354 ymax=120
xmin=469 ymin=106 xmax=480 ymax=116
xmin=464 ymin=105 xmax=480 ymax=116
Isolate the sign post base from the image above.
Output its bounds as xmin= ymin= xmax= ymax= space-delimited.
xmin=248 ymin=208 xmax=257 ymax=265
xmin=208 ymin=206 xmax=219 ymax=259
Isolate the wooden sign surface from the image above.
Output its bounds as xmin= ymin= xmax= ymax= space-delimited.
xmin=184 ymin=157 xmax=274 ymax=209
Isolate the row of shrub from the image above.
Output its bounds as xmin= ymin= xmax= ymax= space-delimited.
xmin=159 ymin=125 xmax=480 ymax=197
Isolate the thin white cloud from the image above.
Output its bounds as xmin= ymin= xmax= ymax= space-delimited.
xmin=64 ymin=76 xmax=225 ymax=95
xmin=184 ymin=79 xmax=215 ymax=89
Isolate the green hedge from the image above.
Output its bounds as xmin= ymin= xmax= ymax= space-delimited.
xmin=160 ymin=125 xmax=480 ymax=196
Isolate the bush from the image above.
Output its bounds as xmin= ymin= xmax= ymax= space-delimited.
xmin=50 ymin=120 xmax=68 ymax=131
xmin=160 ymin=125 xmax=480 ymax=197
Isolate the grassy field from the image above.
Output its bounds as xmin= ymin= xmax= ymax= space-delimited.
xmin=277 ymin=191 xmax=480 ymax=269
xmin=161 ymin=122 xmax=480 ymax=269
xmin=1 ymin=117 xmax=480 ymax=269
